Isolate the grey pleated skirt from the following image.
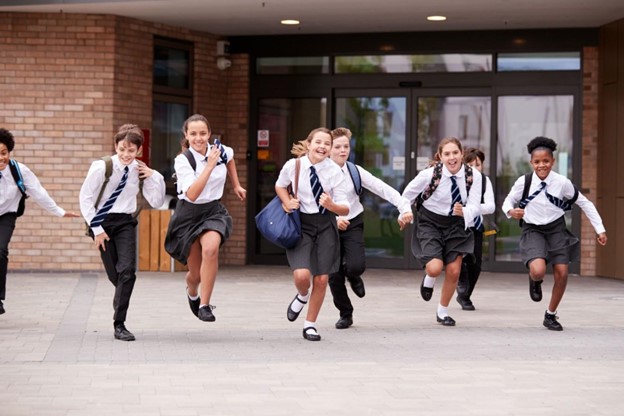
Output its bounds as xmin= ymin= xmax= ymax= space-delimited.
xmin=520 ymin=215 xmax=579 ymax=267
xmin=164 ymin=199 xmax=233 ymax=265
xmin=286 ymin=212 xmax=340 ymax=276
xmin=411 ymin=207 xmax=474 ymax=268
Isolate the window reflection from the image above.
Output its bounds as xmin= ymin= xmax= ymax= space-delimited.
xmin=335 ymin=54 xmax=492 ymax=73
xmin=336 ymin=97 xmax=407 ymax=258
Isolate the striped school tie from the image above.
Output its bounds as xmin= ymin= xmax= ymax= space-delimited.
xmin=519 ymin=181 xmax=546 ymax=209
xmin=309 ymin=165 xmax=326 ymax=214
xmin=545 ymin=191 xmax=573 ymax=211
xmin=90 ymin=166 xmax=129 ymax=227
xmin=449 ymin=176 xmax=461 ymax=215
xmin=473 ymin=215 xmax=484 ymax=231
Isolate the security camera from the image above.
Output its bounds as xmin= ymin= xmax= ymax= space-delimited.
xmin=217 ymin=57 xmax=232 ymax=70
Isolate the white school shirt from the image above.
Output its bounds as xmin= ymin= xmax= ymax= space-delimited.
xmin=79 ymin=155 xmax=166 ymax=236
xmin=502 ymin=170 xmax=606 ymax=234
xmin=275 ymin=155 xmax=350 ymax=215
xmin=402 ymin=163 xmax=482 ymax=229
xmin=0 ymin=163 xmax=65 ymax=217
xmin=478 ymin=175 xmax=496 ymax=217
xmin=338 ymin=163 xmax=411 ymax=221
xmin=175 ymin=145 xmax=234 ymax=203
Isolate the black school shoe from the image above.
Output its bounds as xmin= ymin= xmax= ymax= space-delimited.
xmin=348 ymin=276 xmax=366 ymax=298
xmin=543 ymin=311 xmax=563 ymax=331
xmin=436 ymin=314 xmax=456 ymax=326
xmin=335 ymin=315 xmax=353 ymax=329
xmin=302 ymin=327 xmax=321 ymax=341
xmin=187 ymin=288 xmax=200 ymax=317
xmin=198 ymin=305 xmax=216 ymax=322
xmin=0 ymin=300 xmax=5 ymax=315
xmin=114 ymin=323 xmax=136 ymax=341
xmin=529 ymin=276 xmax=543 ymax=302
xmin=456 ymin=296 xmax=476 ymax=311
xmin=420 ymin=276 xmax=433 ymax=301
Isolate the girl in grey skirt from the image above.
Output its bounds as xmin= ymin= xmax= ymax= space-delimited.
xmin=164 ymin=114 xmax=246 ymax=322
xmin=502 ymin=136 xmax=607 ymax=331
xmin=401 ymin=137 xmax=482 ymax=327
xmin=276 ymin=127 xmax=350 ymax=341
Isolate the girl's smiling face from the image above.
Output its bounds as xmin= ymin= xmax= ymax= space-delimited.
xmin=439 ymin=142 xmax=463 ymax=174
xmin=530 ymin=149 xmax=555 ymax=180
xmin=185 ymin=120 xmax=211 ymax=154
xmin=308 ymin=131 xmax=332 ymax=164
xmin=115 ymin=139 xmax=140 ymax=166
xmin=330 ymin=135 xmax=350 ymax=167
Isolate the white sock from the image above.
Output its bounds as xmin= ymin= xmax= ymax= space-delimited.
xmin=199 ymin=304 xmax=209 ymax=309
xmin=304 ymin=320 xmax=316 ymax=332
xmin=546 ymin=310 xmax=556 ymax=315
xmin=187 ymin=289 xmax=199 ymax=301
xmin=424 ymin=275 xmax=436 ymax=288
xmin=437 ymin=304 xmax=448 ymax=318
xmin=290 ymin=291 xmax=309 ymax=314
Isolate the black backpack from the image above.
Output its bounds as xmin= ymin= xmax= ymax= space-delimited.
xmin=8 ymin=159 xmax=29 ymax=217
xmin=346 ymin=161 xmax=362 ymax=195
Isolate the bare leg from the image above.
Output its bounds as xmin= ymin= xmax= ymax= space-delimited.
xmin=198 ymin=231 xmax=222 ymax=305
xmin=549 ymin=263 xmax=568 ymax=312
xmin=529 ymin=258 xmax=547 ymax=281
xmin=305 ymin=274 xmax=328 ymax=323
xmin=185 ymin=240 xmax=202 ymax=297
xmin=440 ymin=255 xmax=462 ymax=307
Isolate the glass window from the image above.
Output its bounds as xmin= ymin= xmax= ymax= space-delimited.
xmin=335 ymin=54 xmax=492 ymax=73
xmin=416 ymin=96 xmax=492 ymax=173
xmin=256 ymin=98 xmax=327 ymax=254
xmin=497 ymin=52 xmax=581 ymax=71
xmin=153 ymin=41 xmax=192 ymax=90
xmin=495 ymin=95 xmax=574 ymax=262
xmin=336 ymin=96 xmax=408 ymax=259
xmin=152 ymin=99 xmax=190 ymax=199
xmin=256 ymin=57 xmax=329 ymax=74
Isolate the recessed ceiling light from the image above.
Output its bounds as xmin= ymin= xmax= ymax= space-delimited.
xmin=427 ymin=15 xmax=447 ymax=22
xmin=281 ymin=19 xmax=300 ymax=25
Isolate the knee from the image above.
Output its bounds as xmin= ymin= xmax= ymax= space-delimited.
xmin=425 ymin=260 xmax=443 ymax=277
xmin=293 ymin=270 xmax=311 ymax=288
xmin=201 ymin=245 xmax=219 ymax=261
xmin=314 ymin=275 xmax=329 ymax=291
xmin=344 ymin=260 xmax=365 ymax=278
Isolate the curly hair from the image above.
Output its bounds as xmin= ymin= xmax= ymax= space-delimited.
xmin=527 ymin=136 xmax=557 ymax=154
xmin=0 ymin=128 xmax=15 ymax=152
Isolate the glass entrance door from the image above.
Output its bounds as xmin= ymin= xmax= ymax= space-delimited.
xmin=335 ymin=88 xmax=492 ymax=269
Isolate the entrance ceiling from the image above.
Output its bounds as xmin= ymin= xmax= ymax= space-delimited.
xmin=1 ymin=0 xmax=623 ymax=36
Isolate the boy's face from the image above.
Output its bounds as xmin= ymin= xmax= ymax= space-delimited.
xmin=0 ymin=143 xmax=9 ymax=171
xmin=330 ymin=135 xmax=350 ymax=167
xmin=467 ymin=157 xmax=483 ymax=172
xmin=115 ymin=139 xmax=140 ymax=166
xmin=530 ymin=149 xmax=555 ymax=180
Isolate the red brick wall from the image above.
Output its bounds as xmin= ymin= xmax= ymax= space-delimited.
xmin=0 ymin=12 xmax=249 ymax=271
xmin=581 ymin=46 xmax=600 ymax=276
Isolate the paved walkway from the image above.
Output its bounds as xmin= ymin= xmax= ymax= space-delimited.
xmin=1 ymin=266 xmax=623 ymax=416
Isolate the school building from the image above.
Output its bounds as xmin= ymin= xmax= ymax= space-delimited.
xmin=0 ymin=3 xmax=623 ymax=279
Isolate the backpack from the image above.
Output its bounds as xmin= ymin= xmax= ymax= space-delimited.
xmin=174 ymin=149 xmax=195 ymax=195
xmin=84 ymin=156 xmax=145 ymax=236
xmin=415 ymin=162 xmax=473 ymax=210
xmin=8 ymin=159 xmax=29 ymax=217
xmin=519 ymin=173 xmax=579 ymax=226
xmin=346 ymin=161 xmax=362 ymax=195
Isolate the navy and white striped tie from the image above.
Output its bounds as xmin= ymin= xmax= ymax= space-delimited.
xmin=473 ymin=215 xmax=483 ymax=231
xmin=449 ymin=176 xmax=461 ymax=216
xmin=90 ymin=166 xmax=129 ymax=227
xmin=309 ymin=165 xmax=326 ymax=214
xmin=519 ymin=181 xmax=546 ymax=209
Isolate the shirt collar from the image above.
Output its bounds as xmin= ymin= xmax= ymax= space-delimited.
xmin=189 ymin=146 xmax=209 ymax=160
xmin=111 ymin=155 xmax=137 ymax=172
